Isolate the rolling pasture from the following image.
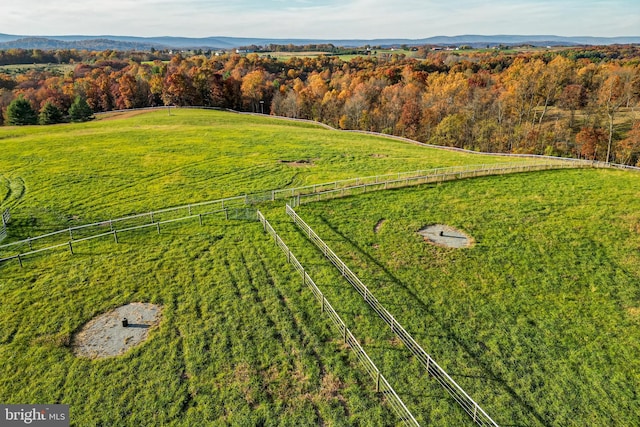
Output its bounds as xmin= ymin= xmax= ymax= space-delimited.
xmin=281 ymin=168 xmax=640 ymax=426
xmin=0 ymin=109 xmax=638 ymax=426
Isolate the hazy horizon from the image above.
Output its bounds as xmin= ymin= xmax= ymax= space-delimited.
xmin=1 ymin=0 xmax=638 ymax=39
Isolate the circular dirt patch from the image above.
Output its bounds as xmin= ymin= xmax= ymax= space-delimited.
xmin=418 ymin=224 xmax=473 ymax=248
xmin=72 ymin=303 xmax=162 ymax=359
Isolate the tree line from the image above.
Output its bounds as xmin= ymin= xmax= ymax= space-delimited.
xmin=1 ymin=46 xmax=639 ymax=165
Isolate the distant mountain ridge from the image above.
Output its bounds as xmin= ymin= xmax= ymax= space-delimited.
xmin=0 ymin=33 xmax=638 ymax=50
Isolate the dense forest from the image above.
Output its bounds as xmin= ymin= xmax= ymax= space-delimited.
xmin=1 ymin=46 xmax=639 ymax=165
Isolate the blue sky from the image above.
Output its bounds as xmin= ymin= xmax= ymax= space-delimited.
xmin=2 ymin=0 xmax=638 ymax=38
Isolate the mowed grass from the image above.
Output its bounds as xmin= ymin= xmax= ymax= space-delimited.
xmin=0 ymin=108 xmax=522 ymax=240
xmin=0 ymin=218 xmax=398 ymax=426
xmin=0 ymin=109 xmax=536 ymax=426
xmin=287 ymin=168 xmax=640 ymax=426
xmin=7 ymin=109 xmax=632 ymax=425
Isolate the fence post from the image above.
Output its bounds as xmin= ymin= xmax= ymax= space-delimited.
xmin=321 ymin=296 xmax=325 ymax=313
xmin=18 ymin=254 xmax=23 ymax=268
xmin=113 ymin=230 xmax=119 ymax=243
xmin=69 ymin=227 xmax=73 ymax=240
xmin=156 ymin=223 xmax=160 ymax=234
xmin=188 ymin=205 xmax=192 ymax=215
xmin=27 ymin=237 xmax=32 ymax=250
xmin=68 ymin=241 xmax=74 ymax=255
xmin=150 ymin=211 xmax=154 ymax=223
xmin=376 ymin=370 xmax=380 ymax=392
xmin=199 ymin=214 xmax=203 ymax=226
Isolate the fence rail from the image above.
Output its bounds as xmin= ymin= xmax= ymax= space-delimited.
xmin=283 ymin=161 xmax=597 ymax=206
xmin=257 ymin=210 xmax=420 ymax=426
xmin=0 ymin=207 xmax=246 ymax=267
xmin=0 ymin=161 xmax=573 ymax=257
xmin=0 ymin=160 xmax=614 ymax=265
xmin=286 ymin=205 xmax=499 ymax=427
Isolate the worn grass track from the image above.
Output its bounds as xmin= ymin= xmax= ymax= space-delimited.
xmin=0 ymin=108 xmax=523 ymax=240
xmin=2 ymin=109 xmax=636 ymax=425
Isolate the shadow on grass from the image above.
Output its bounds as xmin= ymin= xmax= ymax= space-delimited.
xmin=316 ymin=215 xmax=552 ymax=427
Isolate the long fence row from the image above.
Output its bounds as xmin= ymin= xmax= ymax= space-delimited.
xmin=286 ymin=205 xmax=499 ymax=427
xmin=0 ymin=207 xmax=255 ymax=267
xmin=285 ymin=161 xmax=596 ymax=206
xmin=256 ymin=210 xmax=420 ymax=426
xmin=0 ymin=160 xmax=605 ymax=265
xmin=0 ymin=194 xmax=250 ymax=259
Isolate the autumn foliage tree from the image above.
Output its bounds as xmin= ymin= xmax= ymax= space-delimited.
xmin=0 ymin=46 xmax=639 ymax=165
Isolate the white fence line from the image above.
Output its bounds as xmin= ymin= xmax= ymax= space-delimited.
xmin=0 ymin=207 xmax=238 ymax=267
xmin=0 ymin=161 xmax=573 ymax=255
xmin=284 ymin=161 xmax=596 ymax=206
xmin=104 ymin=107 xmax=640 ymax=171
xmin=0 ymin=160 xmax=616 ymax=264
xmin=0 ymin=196 xmax=247 ymax=252
xmin=286 ymin=205 xmax=499 ymax=427
xmin=257 ymin=210 xmax=420 ymax=427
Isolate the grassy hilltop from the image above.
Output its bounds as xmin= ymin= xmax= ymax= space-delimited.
xmin=0 ymin=109 xmax=639 ymax=426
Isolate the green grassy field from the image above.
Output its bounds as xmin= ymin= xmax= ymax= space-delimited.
xmin=0 ymin=63 xmax=74 ymax=76
xmin=1 ymin=109 xmax=638 ymax=426
xmin=0 ymin=109 xmax=527 ymax=426
xmin=0 ymin=109 xmax=522 ymax=240
xmin=283 ymin=168 xmax=640 ymax=426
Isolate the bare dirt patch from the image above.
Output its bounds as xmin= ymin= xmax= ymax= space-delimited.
xmin=72 ymin=302 xmax=162 ymax=359
xmin=418 ymin=224 xmax=474 ymax=248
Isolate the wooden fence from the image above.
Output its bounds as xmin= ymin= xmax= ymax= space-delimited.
xmin=0 ymin=160 xmax=607 ymax=266
xmin=0 ymin=207 xmax=251 ymax=267
xmin=286 ymin=205 xmax=499 ymax=427
xmin=257 ymin=210 xmax=420 ymax=426
xmin=282 ymin=161 xmax=597 ymax=207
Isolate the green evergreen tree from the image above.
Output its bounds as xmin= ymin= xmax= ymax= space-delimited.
xmin=7 ymin=96 xmax=37 ymax=126
xmin=69 ymin=96 xmax=93 ymax=122
xmin=39 ymin=101 xmax=64 ymax=125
